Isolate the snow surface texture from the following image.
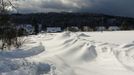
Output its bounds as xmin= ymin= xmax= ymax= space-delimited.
xmin=0 ymin=31 xmax=134 ymax=75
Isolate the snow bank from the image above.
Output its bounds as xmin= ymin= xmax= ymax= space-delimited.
xmin=0 ymin=59 xmax=51 ymax=75
xmin=0 ymin=44 xmax=45 ymax=58
xmin=115 ymin=42 xmax=134 ymax=72
xmin=0 ymin=31 xmax=134 ymax=75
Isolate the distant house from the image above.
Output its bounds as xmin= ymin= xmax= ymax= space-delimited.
xmin=96 ymin=26 xmax=106 ymax=31
xmin=108 ymin=26 xmax=120 ymax=31
xmin=46 ymin=27 xmax=62 ymax=32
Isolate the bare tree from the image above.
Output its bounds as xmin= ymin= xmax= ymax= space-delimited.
xmin=0 ymin=0 xmax=16 ymax=14
xmin=0 ymin=0 xmax=26 ymax=50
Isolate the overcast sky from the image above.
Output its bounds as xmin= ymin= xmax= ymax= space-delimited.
xmin=12 ymin=0 xmax=134 ymax=17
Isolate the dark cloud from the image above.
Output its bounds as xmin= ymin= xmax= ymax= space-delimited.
xmin=13 ymin=0 xmax=134 ymax=17
xmin=78 ymin=0 xmax=134 ymax=17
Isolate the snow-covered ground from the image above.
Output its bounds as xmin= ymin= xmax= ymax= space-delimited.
xmin=0 ymin=31 xmax=134 ymax=75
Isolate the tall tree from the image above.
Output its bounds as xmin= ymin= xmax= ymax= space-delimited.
xmin=121 ymin=21 xmax=129 ymax=30
xmin=0 ymin=0 xmax=25 ymax=50
xmin=31 ymin=17 xmax=39 ymax=35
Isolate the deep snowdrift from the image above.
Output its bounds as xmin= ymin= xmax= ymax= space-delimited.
xmin=0 ymin=31 xmax=134 ymax=75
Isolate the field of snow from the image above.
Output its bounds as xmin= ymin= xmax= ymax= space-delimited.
xmin=0 ymin=31 xmax=134 ymax=75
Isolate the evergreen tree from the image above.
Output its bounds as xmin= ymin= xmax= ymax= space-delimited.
xmin=121 ymin=21 xmax=129 ymax=30
xmin=31 ymin=17 xmax=39 ymax=35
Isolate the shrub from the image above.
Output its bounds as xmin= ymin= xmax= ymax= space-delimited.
xmin=0 ymin=26 xmax=27 ymax=50
xmin=66 ymin=27 xmax=80 ymax=32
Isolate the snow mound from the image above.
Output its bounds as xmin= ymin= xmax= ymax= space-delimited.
xmin=77 ymin=44 xmax=97 ymax=61
xmin=42 ymin=56 xmax=76 ymax=75
xmin=122 ymin=43 xmax=134 ymax=48
xmin=115 ymin=42 xmax=134 ymax=71
xmin=53 ymin=31 xmax=71 ymax=40
xmin=78 ymin=33 xmax=90 ymax=37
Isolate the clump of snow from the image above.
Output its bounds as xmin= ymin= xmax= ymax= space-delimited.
xmin=0 ymin=59 xmax=51 ymax=75
xmin=37 ymin=63 xmax=51 ymax=74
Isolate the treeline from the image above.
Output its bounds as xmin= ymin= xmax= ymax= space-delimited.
xmin=11 ymin=12 xmax=134 ymax=30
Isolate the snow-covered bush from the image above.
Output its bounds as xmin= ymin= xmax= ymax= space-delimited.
xmin=0 ymin=26 xmax=27 ymax=50
xmin=65 ymin=27 xmax=80 ymax=32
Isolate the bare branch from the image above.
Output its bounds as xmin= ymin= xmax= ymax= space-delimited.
xmin=0 ymin=0 xmax=17 ymax=14
xmin=7 ymin=0 xmax=17 ymax=10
